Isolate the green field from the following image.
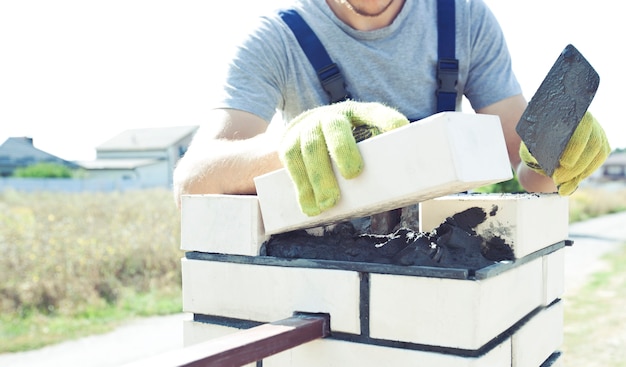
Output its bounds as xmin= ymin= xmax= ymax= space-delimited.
xmin=0 ymin=189 xmax=182 ymax=353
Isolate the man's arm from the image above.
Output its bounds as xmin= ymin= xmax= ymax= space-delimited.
xmin=477 ymin=94 xmax=557 ymax=193
xmin=172 ymin=109 xmax=283 ymax=206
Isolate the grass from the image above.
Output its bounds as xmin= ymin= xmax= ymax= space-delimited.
xmin=562 ymin=242 xmax=626 ymax=366
xmin=0 ymin=288 xmax=181 ymax=353
xmin=0 ymin=186 xmax=625 ymax=355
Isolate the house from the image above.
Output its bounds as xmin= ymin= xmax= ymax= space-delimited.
xmin=598 ymin=152 xmax=626 ymax=181
xmin=77 ymin=125 xmax=198 ymax=188
xmin=0 ymin=137 xmax=79 ymax=177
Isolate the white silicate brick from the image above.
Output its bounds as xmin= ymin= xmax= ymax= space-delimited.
xmin=255 ymin=112 xmax=512 ymax=235
xmin=369 ymin=257 xmax=544 ymax=350
xmin=264 ymin=336 xmax=511 ymax=367
xmin=420 ymin=193 xmax=569 ymax=259
xmin=181 ymin=249 xmax=564 ymax=351
xmin=183 ymin=321 xmax=512 ymax=367
xmin=543 ymin=249 xmax=565 ymax=306
xmin=181 ymin=258 xmax=361 ymax=334
xmin=180 ymin=194 xmax=267 ymax=255
xmin=182 ymin=304 xmax=562 ymax=367
xmin=512 ymin=302 xmax=563 ymax=367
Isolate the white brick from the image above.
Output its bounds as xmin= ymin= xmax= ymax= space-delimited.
xmin=183 ymin=321 xmax=512 ymax=367
xmin=543 ymin=249 xmax=565 ymax=306
xmin=264 ymin=337 xmax=511 ymax=367
xmin=512 ymin=302 xmax=563 ymax=367
xmin=369 ymin=257 xmax=544 ymax=350
xmin=180 ymin=299 xmax=562 ymax=367
xmin=181 ymin=258 xmax=361 ymax=334
xmin=255 ymin=112 xmax=512 ymax=235
xmin=420 ymin=193 xmax=569 ymax=259
xmin=180 ymin=194 xmax=267 ymax=255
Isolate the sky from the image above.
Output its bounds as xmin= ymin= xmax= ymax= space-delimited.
xmin=1 ymin=0 xmax=623 ymax=162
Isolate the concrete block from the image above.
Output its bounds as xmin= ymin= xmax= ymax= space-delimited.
xmin=512 ymin=302 xmax=563 ymax=367
xmin=255 ymin=112 xmax=512 ymax=235
xmin=180 ymin=194 xmax=267 ymax=255
xmin=369 ymin=257 xmax=544 ymax=350
xmin=181 ymin=258 xmax=361 ymax=334
xmin=420 ymin=193 xmax=569 ymax=259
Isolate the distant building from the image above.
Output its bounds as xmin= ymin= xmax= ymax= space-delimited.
xmin=0 ymin=137 xmax=79 ymax=177
xmin=76 ymin=125 xmax=198 ymax=188
xmin=599 ymin=152 xmax=626 ymax=181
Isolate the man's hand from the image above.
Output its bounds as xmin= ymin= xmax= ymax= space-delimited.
xmin=520 ymin=111 xmax=610 ymax=195
xmin=279 ymin=100 xmax=409 ymax=216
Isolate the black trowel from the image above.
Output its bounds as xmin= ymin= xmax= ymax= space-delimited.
xmin=516 ymin=44 xmax=600 ymax=176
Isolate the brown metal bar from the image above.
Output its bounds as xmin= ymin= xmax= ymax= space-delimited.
xmin=121 ymin=313 xmax=330 ymax=367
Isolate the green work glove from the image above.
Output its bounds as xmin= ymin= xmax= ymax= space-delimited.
xmin=279 ymin=100 xmax=409 ymax=216
xmin=520 ymin=111 xmax=610 ymax=195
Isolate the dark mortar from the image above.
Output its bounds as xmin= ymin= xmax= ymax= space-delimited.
xmin=264 ymin=207 xmax=515 ymax=271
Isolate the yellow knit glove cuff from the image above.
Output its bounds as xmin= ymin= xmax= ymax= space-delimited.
xmin=280 ymin=101 xmax=409 ymax=216
xmin=520 ymin=111 xmax=610 ymax=195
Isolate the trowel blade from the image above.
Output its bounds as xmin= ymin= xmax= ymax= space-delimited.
xmin=516 ymin=44 xmax=599 ymax=176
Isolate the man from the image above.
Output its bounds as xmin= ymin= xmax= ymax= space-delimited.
xmin=173 ymin=0 xmax=608 ymax=218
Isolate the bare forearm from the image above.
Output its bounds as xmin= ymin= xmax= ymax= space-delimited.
xmin=172 ymin=109 xmax=285 ymax=207
xmin=173 ymin=133 xmax=282 ymax=203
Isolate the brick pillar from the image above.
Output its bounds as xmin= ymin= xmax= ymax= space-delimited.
xmin=180 ymin=193 xmax=568 ymax=367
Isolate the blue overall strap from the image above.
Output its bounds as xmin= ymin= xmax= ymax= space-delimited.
xmin=436 ymin=0 xmax=459 ymax=112
xmin=279 ymin=9 xmax=351 ymax=104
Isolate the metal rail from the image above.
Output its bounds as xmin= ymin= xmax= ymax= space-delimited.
xmin=121 ymin=313 xmax=330 ymax=367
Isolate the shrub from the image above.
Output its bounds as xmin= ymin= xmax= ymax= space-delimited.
xmin=475 ymin=173 xmax=525 ymax=194
xmin=12 ymin=162 xmax=74 ymax=178
xmin=569 ymin=187 xmax=626 ymax=222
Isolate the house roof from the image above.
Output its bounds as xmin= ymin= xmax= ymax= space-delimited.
xmin=604 ymin=152 xmax=626 ymax=166
xmin=96 ymin=125 xmax=198 ymax=152
xmin=76 ymin=158 xmax=163 ymax=170
xmin=0 ymin=137 xmax=77 ymax=167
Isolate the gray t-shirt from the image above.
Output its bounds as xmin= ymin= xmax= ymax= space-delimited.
xmin=213 ymin=0 xmax=522 ymax=123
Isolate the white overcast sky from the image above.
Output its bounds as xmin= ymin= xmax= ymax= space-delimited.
xmin=0 ymin=0 xmax=622 ymax=161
